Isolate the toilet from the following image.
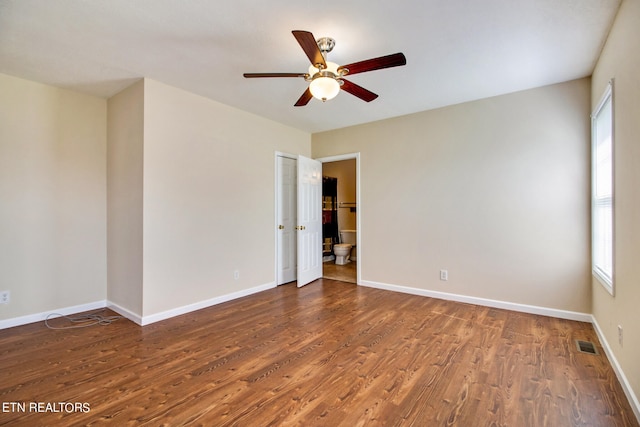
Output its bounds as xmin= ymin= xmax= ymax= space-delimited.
xmin=334 ymin=230 xmax=356 ymax=265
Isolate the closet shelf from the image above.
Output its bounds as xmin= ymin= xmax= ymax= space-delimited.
xmin=339 ymin=202 xmax=356 ymax=208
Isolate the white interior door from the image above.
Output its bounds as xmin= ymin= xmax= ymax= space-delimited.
xmin=296 ymin=155 xmax=323 ymax=287
xmin=277 ymin=156 xmax=297 ymax=285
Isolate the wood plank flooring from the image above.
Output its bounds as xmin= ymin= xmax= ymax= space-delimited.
xmin=0 ymin=279 xmax=637 ymax=426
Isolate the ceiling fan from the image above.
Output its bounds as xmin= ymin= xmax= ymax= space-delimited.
xmin=243 ymin=30 xmax=407 ymax=106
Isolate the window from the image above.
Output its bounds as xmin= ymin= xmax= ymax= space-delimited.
xmin=592 ymin=80 xmax=614 ymax=294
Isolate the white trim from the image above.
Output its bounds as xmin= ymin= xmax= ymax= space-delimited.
xmin=591 ymin=79 xmax=615 ymax=296
xmin=276 ymin=151 xmax=298 ymax=160
xmin=591 ymin=316 xmax=640 ymax=423
xmin=316 ymin=153 xmax=361 ymax=285
xmin=0 ymin=300 xmax=107 ymax=330
xmin=359 ymin=279 xmax=592 ymax=322
xmin=138 ymin=281 xmax=276 ymax=326
xmin=0 ymin=282 xmax=278 ymax=329
xmin=107 ymin=302 xmax=143 ymax=325
xmin=592 ymin=79 xmax=614 ymax=118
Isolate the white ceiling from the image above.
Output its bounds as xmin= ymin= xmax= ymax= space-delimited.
xmin=0 ymin=0 xmax=621 ymax=133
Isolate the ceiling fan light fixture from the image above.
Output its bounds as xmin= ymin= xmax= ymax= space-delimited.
xmin=308 ymin=61 xmax=341 ymax=101
xmin=309 ymin=76 xmax=340 ymax=102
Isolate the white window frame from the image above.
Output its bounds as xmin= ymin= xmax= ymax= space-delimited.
xmin=591 ymin=80 xmax=615 ymax=295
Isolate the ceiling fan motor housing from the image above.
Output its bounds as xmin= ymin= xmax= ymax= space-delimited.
xmin=316 ymin=37 xmax=335 ymax=57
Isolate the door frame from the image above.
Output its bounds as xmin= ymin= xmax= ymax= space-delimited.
xmin=274 ymin=151 xmax=361 ymax=286
xmin=316 ymin=152 xmax=361 ymax=285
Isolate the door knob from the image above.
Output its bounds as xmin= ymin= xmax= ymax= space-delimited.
xmin=278 ymin=225 xmax=284 ymax=229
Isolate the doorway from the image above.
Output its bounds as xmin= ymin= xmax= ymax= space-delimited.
xmin=319 ymin=154 xmax=360 ymax=284
xmin=275 ymin=152 xmax=360 ymax=286
xmin=275 ymin=153 xmax=323 ymax=288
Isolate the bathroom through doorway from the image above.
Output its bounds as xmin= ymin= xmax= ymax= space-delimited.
xmin=318 ymin=153 xmax=360 ymax=284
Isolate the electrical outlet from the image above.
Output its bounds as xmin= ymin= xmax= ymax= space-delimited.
xmin=618 ymin=325 xmax=623 ymax=346
xmin=234 ymin=270 xmax=240 ymax=280
xmin=0 ymin=291 xmax=9 ymax=304
xmin=440 ymin=270 xmax=448 ymax=281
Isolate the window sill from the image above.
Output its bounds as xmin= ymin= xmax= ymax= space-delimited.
xmin=593 ymin=270 xmax=614 ymax=296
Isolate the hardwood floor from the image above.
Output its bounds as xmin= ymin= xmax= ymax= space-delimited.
xmin=0 ymin=279 xmax=637 ymax=426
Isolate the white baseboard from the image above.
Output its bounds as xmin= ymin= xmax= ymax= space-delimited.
xmin=138 ymin=281 xmax=277 ymax=326
xmin=0 ymin=300 xmax=107 ymax=330
xmin=0 ymin=282 xmax=278 ymax=329
xmin=359 ymin=279 xmax=592 ymax=322
xmin=106 ymin=302 xmax=143 ymax=325
xmin=591 ymin=317 xmax=640 ymax=423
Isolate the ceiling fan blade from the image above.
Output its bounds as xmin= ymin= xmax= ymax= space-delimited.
xmin=243 ymin=73 xmax=306 ymax=78
xmin=338 ymin=52 xmax=406 ymax=76
xmin=294 ymin=88 xmax=313 ymax=107
xmin=340 ymin=79 xmax=378 ymax=102
xmin=292 ymin=30 xmax=326 ymax=69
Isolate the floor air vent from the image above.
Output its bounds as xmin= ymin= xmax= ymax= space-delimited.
xmin=576 ymin=340 xmax=598 ymax=355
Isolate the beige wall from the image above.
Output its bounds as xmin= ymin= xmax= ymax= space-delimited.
xmin=591 ymin=0 xmax=640 ymax=407
xmin=107 ymin=80 xmax=145 ymax=317
xmin=313 ymin=78 xmax=592 ymax=313
xmin=141 ymin=79 xmax=310 ymax=317
xmin=0 ymin=73 xmax=107 ymax=320
xmin=2 ymin=73 xmax=310 ymax=325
